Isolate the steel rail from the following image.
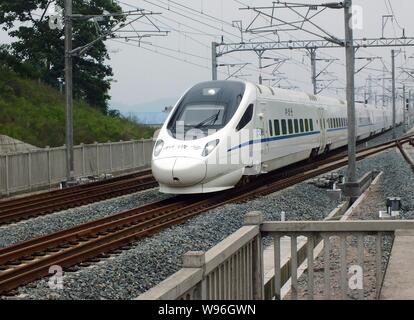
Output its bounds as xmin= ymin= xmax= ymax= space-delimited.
xmin=0 ymin=137 xmax=408 ymax=294
xmin=0 ymin=172 xmax=156 ymax=225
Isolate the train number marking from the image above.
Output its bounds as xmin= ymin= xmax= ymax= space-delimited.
xmin=285 ymin=107 xmax=294 ymax=117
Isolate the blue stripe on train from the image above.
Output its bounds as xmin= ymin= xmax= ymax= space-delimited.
xmin=227 ymin=124 xmax=373 ymax=152
xmin=227 ymin=131 xmax=320 ymax=152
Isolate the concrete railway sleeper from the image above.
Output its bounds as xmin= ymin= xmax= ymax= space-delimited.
xmin=0 ymin=137 xmax=410 ymax=295
xmin=0 ymin=172 xmax=156 ymax=225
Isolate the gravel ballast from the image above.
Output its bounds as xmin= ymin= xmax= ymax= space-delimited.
xmin=0 ymin=189 xmax=170 ymax=249
xmin=2 ymin=127 xmax=413 ymax=300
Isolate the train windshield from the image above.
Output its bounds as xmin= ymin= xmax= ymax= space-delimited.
xmin=167 ymin=81 xmax=246 ymax=140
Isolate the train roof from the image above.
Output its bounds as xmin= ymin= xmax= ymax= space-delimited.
xmin=244 ymin=81 xmax=386 ymax=110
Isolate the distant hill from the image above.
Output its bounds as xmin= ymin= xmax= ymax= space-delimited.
xmin=110 ymin=97 xmax=178 ymax=113
xmin=0 ymin=67 xmax=156 ymax=148
xmin=127 ymin=112 xmax=169 ymax=125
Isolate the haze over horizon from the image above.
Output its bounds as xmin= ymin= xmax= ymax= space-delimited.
xmin=1 ymin=0 xmax=413 ymax=113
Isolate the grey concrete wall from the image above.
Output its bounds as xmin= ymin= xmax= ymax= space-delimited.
xmin=0 ymin=135 xmax=38 ymax=154
xmin=0 ymin=139 xmax=154 ymax=196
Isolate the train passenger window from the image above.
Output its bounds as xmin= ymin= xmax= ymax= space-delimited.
xmin=288 ymin=119 xmax=293 ymax=134
xmin=300 ymin=119 xmax=304 ymax=132
xmin=236 ymin=104 xmax=254 ymax=131
xmin=274 ymin=120 xmax=280 ymax=136
xmin=309 ymin=119 xmax=314 ymax=131
xmin=269 ymin=120 xmax=273 ymax=136
xmin=305 ymin=119 xmax=309 ymax=132
xmin=281 ymin=120 xmax=287 ymax=135
xmin=294 ymin=119 xmax=299 ymax=133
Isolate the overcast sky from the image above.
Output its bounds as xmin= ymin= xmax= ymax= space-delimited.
xmin=1 ymin=0 xmax=414 ymax=113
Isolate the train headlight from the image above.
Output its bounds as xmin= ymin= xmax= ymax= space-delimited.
xmin=202 ymin=139 xmax=220 ymax=157
xmin=154 ymin=140 xmax=164 ymax=157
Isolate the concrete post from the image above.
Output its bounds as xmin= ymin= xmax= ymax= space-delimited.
xmin=95 ymin=142 xmax=99 ymax=175
xmin=46 ymin=146 xmax=51 ymax=190
xmin=64 ymin=0 xmax=74 ymax=181
xmin=257 ymin=51 xmax=264 ymax=85
xmin=109 ymin=142 xmax=113 ymax=171
xmin=28 ymin=151 xmax=32 ymax=191
xmin=132 ymin=141 xmax=136 ymax=168
xmin=344 ymin=0 xmax=357 ymax=184
xmin=403 ymin=85 xmax=407 ymax=133
xmin=244 ymin=211 xmax=264 ymax=300
xmin=142 ymin=139 xmax=146 ymax=167
xmin=5 ymin=154 xmax=9 ymax=196
xmin=391 ymin=49 xmax=397 ymax=139
xmin=81 ymin=143 xmax=85 ymax=176
xmin=310 ymin=48 xmax=317 ymax=95
xmin=211 ymin=42 xmax=218 ymax=80
xmin=183 ymin=251 xmax=206 ymax=300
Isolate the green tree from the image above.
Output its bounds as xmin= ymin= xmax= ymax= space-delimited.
xmin=0 ymin=0 xmax=123 ymax=113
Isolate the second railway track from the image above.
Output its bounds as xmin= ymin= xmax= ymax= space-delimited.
xmin=0 ymin=170 xmax=157 ymax=225
xmin=0 ymin=137 xmax=409 ymax=295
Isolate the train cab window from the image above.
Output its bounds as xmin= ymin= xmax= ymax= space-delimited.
xmin=305 ymin=119 xmax=309 ymax=132
xmin=269 ymin=120 xmax=273 ymax=136
xmin=281 ymin=120 xmax=287 ymax=135
xmin=288 ymin=119 xmax=293 ymax=134
xmin=299 ymin=119 xmax=304 ymax=132
xmin=309 ymin=119 xmax=314 ymax=131
xmin=274 ymin=120 xmax=280 ymax=136
xmin=236 ymin=104 xmax=254 ymax=131
xmin=294 ymin=119 xmax=299 ymax=133
xmin=168 ymin=81 xmax=246 ymax=140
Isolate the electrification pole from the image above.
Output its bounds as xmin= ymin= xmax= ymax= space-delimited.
xmin=258 ymin=51 xmax=264 ymax=85
xmin=212 ymin=42 xmax=218 ymax=80
xmin=65 ymin=0 xmax=74 ymax=182
xmin=403 ymin=84 xmax=406 ymax=133
xmin=410 ymin=90 xmax=413 ymax=129
xmin=391 ymin=49 xmax=396 ymax=139
xmin=310 ymin=48 xmax=317 ymax=95
xmin=344 ymin=0 xmax=356 ymax=185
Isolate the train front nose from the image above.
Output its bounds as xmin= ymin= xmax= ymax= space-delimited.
xmin=152 ymin=157 xmax=207 ymax=187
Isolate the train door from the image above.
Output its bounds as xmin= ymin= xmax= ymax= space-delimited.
xmin=256 ymin=100 xmax=269 ymax=154
xmin=318 ymin=108 xmax=327 ymax=153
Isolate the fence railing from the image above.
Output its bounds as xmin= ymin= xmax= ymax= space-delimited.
xmin=137 ymin=212 xmax=414 ymax=300
xmin=0 ymin=139 xmax=154 ymax=196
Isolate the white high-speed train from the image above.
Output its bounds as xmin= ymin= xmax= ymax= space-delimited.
xmin=152 ymin=80 xmax=403 ymax=194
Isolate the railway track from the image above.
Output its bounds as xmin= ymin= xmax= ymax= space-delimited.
xmin=0 ymin=170 xmax=157 ymax=225
xmin=0 ymin=137 xmax=409 ymax=295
